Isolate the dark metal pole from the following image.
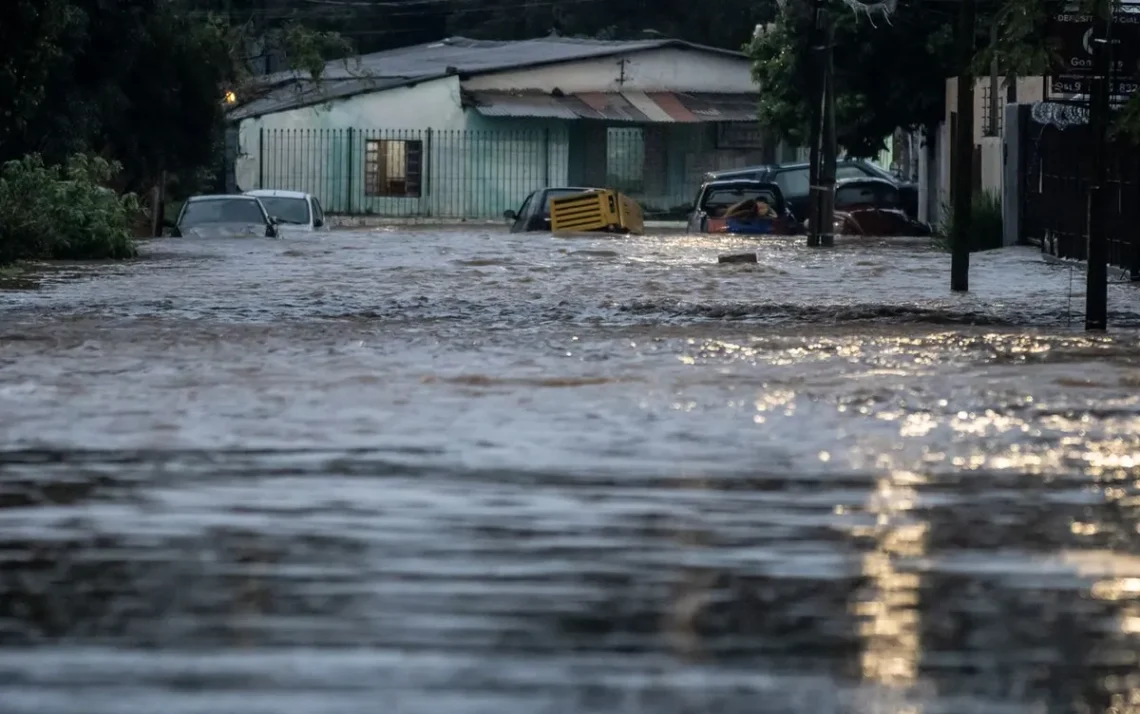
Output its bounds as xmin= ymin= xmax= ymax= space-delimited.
xmin=1085 ymin=2 xmax=1112 ymax=330
xmin=806 ymin=0 xmax=826 ymax=246
xmin=820 ymin=18 xmax=837 ymax=247
xmin=951 ymin=0 xmax=976 ymax=292
xmin=988 ymin=25 xmax=1000 ymax=136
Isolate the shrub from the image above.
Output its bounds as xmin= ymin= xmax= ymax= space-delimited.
xmin=0 ymin=154 xmax=140 ymax=265
xmin=932 ymin=190 xmax=1004 ymax=252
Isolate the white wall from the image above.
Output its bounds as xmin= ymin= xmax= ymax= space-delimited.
xmin=235 ymin=76 xmax=464 ymax=194
xmin=979 ymin=136 xmax=1003 ymax=195
xmin=462 ymin=48 xmax=755 ymax=94
xmin=938 ymin=76 xmax=1046 ymax=211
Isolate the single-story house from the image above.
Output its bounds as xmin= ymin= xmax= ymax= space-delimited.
xmin=227 ymin=35 xmax=784 ymax=219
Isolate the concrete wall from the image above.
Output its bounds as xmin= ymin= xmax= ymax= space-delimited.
xmin=979 ymin=136 xmax=1003 ymax=195
xmin=235 ymin=76 xmax=466 ymax=213
xmin=459 ymin=113 xmax=572 ymax=217
xmin=937 ymin=76 xmax=1046 ymax=212
xmin=462 ymin=48 xmax=755 ymax=94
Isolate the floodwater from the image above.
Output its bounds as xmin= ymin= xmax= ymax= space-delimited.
xmin=2 ymin=228 xmax=1140 ymax=713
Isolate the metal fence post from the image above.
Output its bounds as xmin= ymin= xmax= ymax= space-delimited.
xmin=544 ymin=127 xmax=551 ymax=186
xmin=258 ymin=127 xmax=265 ymax=189
xmin=425 ymin=128 xmax=433 ymax=216
xmin=346 ymin=128 xmax=354 ymax=215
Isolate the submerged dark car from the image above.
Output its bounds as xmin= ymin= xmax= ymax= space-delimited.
xmin=704 ymin=159 xmax=919 ymax=222
xmin=686 ymin=180 xmax=801 ymax=235
xmin=170 ymin=195 xmax=278 ymax=238
xmin=831 ymin=177 xmax=931 ymax=237
xmin=504 ymin=187 xmax=602 ymax=232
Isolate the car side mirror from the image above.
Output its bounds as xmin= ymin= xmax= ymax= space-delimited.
xmin=503 ymin=209 xmax=517 ymax=221
xmin=313 ymin=218 xmax=323 ymax=228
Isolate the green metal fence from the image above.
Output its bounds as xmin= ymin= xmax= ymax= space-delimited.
xmin=252 ymin=127 xmax=661 ymax=219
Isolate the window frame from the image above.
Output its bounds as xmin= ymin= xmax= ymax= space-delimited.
xmin=364 ymin=138 xmax=424 ymax=198
xmin=311 ymin=197 xmax=325 ymax=226
xmin=772 ymin=167 xmax=811 ymax=198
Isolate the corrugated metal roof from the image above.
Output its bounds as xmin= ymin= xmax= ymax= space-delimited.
xmin=228 ymin=77 xmax=423 ymax=121
xmin=468 ymin=91 xmax=760 ymax=123
xmin=468 ymin=92 xmax=581 ymax=119
xmin=673 ymin=92 xmax=760 ymax=122
xmin=229 ymin=36 xmax=748 ymax=121
xmin=258 ymin=36 xmax=745 ymax=85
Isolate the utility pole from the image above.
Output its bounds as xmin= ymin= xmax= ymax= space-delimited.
xmin=806 ymin=0 xmax=826 ymax=247
xmin=950 ymin=0 xmax=976 ymax=292
xmin=820 ymin=18 xmax=837 ymax=247
xmin=1085 ymin=0 xmax=1113 ymax=330
xmin=988 ymin=24 xmax=1000 ymax=137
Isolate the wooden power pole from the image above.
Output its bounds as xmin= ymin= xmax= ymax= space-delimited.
xmin=806 ymin=0 xmax=826 ymax=247
xmin=950 ymin=0 xmax=976 ymax=292
xmin=1085 ymin=1 xmax=1113 ymax=330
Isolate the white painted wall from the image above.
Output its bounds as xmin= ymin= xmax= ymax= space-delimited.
xmin=938 ymin=76 xmax=1046 ymax=212
xmin=462 ymin=48 xmax=755 ymax=94
xmin=235 ymin=75 xmax=464 ymax=194
xmin=979 ymin=136 xmax=1003 ymax=195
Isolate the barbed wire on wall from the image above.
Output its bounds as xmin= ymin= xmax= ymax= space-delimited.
xmin=837 ymin=0 xmax=897 ymax=26
xmin=1030 ymin=101 xmax=1089 ymax=129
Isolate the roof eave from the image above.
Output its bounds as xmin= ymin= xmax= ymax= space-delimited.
xmin=227 ymin=72 xmax=452 ymax=122
xmin=457 ymin=40 xmax=747 ymax=80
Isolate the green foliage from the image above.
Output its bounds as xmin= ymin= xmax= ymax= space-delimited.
xmin=749 ymin=3 xmax=956 ymax=158
xmin=280 ymin=22 xmax=354 ymax=80
xmin=932 ymin=190 xmax=1004 ymax=253
xmin=0 ymin=154 xmax=139 ymax=265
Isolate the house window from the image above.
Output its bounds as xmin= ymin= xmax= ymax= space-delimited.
xmin=365 ymin=139 xmax=423 ymax=197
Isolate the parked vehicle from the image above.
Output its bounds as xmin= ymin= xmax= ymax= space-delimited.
xmin=703 ymin=159 xmax=919 ymax=222
xmin=831 ymin=177 xmax=931 ymax=237
xmin=686 ymin=179 xmax=801 ymax=235
xmin=169 ymin=195 xmax=278 ymax=238
xmin=504 ymin=187 xmax=604 ymax=232
xmin=244 ymin=189 xmax=328 ymax=233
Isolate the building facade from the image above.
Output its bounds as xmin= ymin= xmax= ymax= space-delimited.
xmin=228 ymin=36 xmax=776 ymax=219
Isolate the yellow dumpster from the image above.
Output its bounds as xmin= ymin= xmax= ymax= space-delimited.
xmin=549 ymin=189 xmax=644 ymax=235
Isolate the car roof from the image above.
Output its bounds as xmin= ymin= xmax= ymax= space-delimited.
xmin=836 ymin=176 xmax=896 ymax=187
xmin=708 ymin=158 xmax=870 ymax=177
xmin=705 ymin=178 xmax=781 ymax=188
xmin=187 ymin=194 xmax=261 ymax=202
xmin=703 ymin=179 xmax=784 ymax=194
xmin=543 ymin=186 xmax=601 ymax=193
xmin=245 ymin=189 xmax=310 ymax=199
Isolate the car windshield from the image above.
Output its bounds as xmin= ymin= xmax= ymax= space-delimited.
xmin=255 ymin=196 xmax=310 ymax=225
xmin=180 ymin=198 xmax=266 ymax=227
xmin=836 ymin=184 xmax=899 ymax=208
xmin=701 ymin=187 xmax=781 ymax=217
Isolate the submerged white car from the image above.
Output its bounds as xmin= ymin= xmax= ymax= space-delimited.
xmin=243 ymin=189 xmax=329 ymax=232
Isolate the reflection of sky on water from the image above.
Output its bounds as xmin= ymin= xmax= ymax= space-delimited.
xmin=3 ymin=232 xmax=1140 ymax=712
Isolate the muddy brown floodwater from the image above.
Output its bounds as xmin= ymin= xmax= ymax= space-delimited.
xmin=3 ymin=228 xmax=1140 ymax=713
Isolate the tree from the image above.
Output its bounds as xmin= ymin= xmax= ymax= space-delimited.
xmin=446 ymin=0 xmax=778 ymax=50
xmin=0 ymin=0 xmax=240 ymax=191
xmin=0 ymin=0 xmax=83 ymax=157
xmin=749 ymin=0 xmax=956 ymax=157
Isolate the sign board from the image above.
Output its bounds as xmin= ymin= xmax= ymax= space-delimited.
xmin=1048 ymin=11 xmax=1140 ymax=78
xmin=1051 ymin=74 xmax=1140 ymax=97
